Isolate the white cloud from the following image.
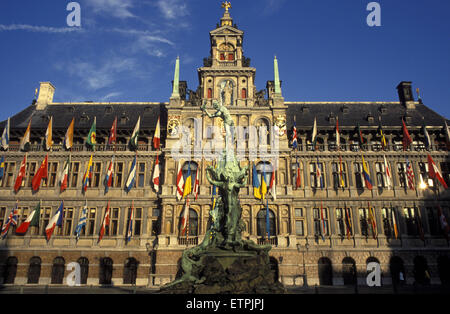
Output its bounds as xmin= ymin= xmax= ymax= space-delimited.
xmin=0 ymin=24 xmax=83 ymax=33
xmin=68 ymin=58 xmax=137 ymax=90
xmin=156 ymin=0 xmax=189 ymax=19
xmin=101 ymin=92 xmax=122 ymax=101
xmin=85 ymin=0 xmax=135 ymax=19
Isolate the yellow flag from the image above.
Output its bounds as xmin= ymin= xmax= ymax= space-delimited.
xmin=260 ymin=174 xmax=267 ymax=200
xmin=183 ymin=166 xmax=192 ymax=199
xmin=45 ymin=116 xmax=53 ymax=150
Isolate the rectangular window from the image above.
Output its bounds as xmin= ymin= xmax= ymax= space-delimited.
xmin=313 ymin=207 xmax=329 ymax=237
xmin=294 ymin=208 xmax=305 ymax=236
xmin=397 ymin=163 xmax=407 ymax=188
xmin=332 ymin=162 xmax=347 ymax=189
xmin=137 ymin=162 xmax=146 ymax=188
xmin=62 ymin=207 xmax=74 ymax=236
xmin=382 ymin=207 xmax=395 ymax=238
xmin=375 ymin=162 xmax=387 ymax=188
xmin=310 ymin=162 xmax=325 ymax=188
xmin=92 ymin=162 xmax=102 ymax=187
xmin=86 ymin=208 xmax=96 ymax=236
xmin=2 ymin=162 xmax=16 ymax=187
xmin=426 ymin=207 xmax=440 ymax=236
xmin=354 ymin=163 xmax=365 ymax=189
xmin=0 ymin=207 xmax=6 ymax=230
xmin=43 ymin=162 xmax=58 ymax=187
xmin=26 ymin=162 xmax=38 ymax=188
xmin=128 ymin=207 xmax=143 ymax=236
xmin=359 ymin=208 xmax=376 ymax=238
xmin=440 ymin=162 xmax=450 ymax=187
xmin=109 ymin=207 xmax=119 ymax=236
xmin=40 ymin=207 xmax=52 ymax=236
xmin=335 ymin=208 xmax=346 ymax=237
xmin=114 ymin=162 xmax=124 ymax=188
xmin=70 ymin=162 xmax=80 ymax=188
xmin=18 ymin=206 xmax=30 ymax=227
xmin=403 ymin=207 xmax=417 ymax=236
xmin=151 ymin=207 xmax=161 ymax=236
xmin=418 ymin=162 xmax=434 ymax=188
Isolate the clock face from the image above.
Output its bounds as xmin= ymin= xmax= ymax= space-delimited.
xmin=168 ymin=118 xmax=180 ymax=136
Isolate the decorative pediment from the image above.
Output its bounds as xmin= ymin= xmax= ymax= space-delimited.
xmin=210 ymin=26 xmax=243 ymax=36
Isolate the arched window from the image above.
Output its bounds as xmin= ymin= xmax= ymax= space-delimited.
xmin=413 ymin=256 xmax=430 ymax=285
xmin=182 ymin=162 xmax=198 ymax=183
xmin=318 ymin=257 xmax=333 ymax=286
xmin=437 ymin=255 xmax=450 ymax=286
xmin=342 ymin=257 xmax=356 ymax=285
xmin=256 ymin=161 xmax=273 ymax=188
xmin=123 ymin=258 xmax=139 ymax=285
xmin=390 ymin=256 xmax=405 ymax=286
xmin=257 ymin=209 xmax=276 ymax=238
xmin=241 ymin=88 xmax=247 ymax=99
xmin=3 ymin=256 xmax=18 ymax=284
xmin=77 ymin=257 xmax=89 ymax=285
xmin=179 ymin=208 xmax=199 ymax=236
xmin=99 ymin=257 xmax=113 ymax=285
xmin=51 ymin=257 xmax=65 ymax=284
xmin=27 ymin=257 xmax=41 ymax=284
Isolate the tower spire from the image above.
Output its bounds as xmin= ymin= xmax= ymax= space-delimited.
xmin=274 ymin=55 xmax=281 ymax=95
xmin=171 ymin=56 xmax=180 ymax=99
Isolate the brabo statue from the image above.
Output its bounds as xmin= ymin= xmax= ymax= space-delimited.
xmin=161 ymin=97 xmax=285 ymax=294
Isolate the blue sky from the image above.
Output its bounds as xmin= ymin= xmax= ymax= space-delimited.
xmin=0 ymin=0 xmax=449 ymax=122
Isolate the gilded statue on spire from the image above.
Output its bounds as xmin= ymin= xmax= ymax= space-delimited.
xmin=222 ymin=1 xmax=232 ymax=13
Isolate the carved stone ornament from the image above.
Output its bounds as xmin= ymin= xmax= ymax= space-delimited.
xmin=168 ymin=116 xmax=181 ymax=137
xmin=274 ymin=115 xmax=286 ymax=137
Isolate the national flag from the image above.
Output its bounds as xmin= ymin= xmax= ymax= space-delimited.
xmin=16 ymin=201 xmax=41 ymax=235
xmin=108 ymin=117 xmax=117 ymax=146
xmin=437 ymin=205 xmax=450 ymax=240
xmin=82 ymin=155 xmax=94 ymax=192
xmin=31 ymin=154 xmax=48 ymax=192
xmin=20 ymin=119 xmax=31 ymax=151
xmin=339 ymin=155 xmax=345 ymax=188
xmin=344 ymin=205 xmax=353 ymax=240
xmin=414 ymin=205 xmax=425 ymax=241
xmin=180 ymin=198 xmax=190 ymax=236
xmin=86 ymin=116 xmax=96 ymax=148
xmin=1 ymin=117 xmax=10 ymax=150
xmin=183 ymin=162 xmax=192 ymax=199
xmin=130 ymin=116 xmax=140 ymax=149
xmin=14 ymin=155 xmax=27 ymax=193
xmin=193 ymin=165 xmax=200 ymax=201
xmin=391 ymin=207 xmax=399 ymax=239
xmin=316 ymin=158 xmax=323 ymax=189
xmin=104 ymin=156 xmax=115 ymax=194
xmin=64 ymin=118 xmax=74 ymax=150
xmin=45 ymin=201 xmax=64 ymax=241
xmin=292 ymin=117 xmax=298 ymax=150
xmin=361 ymin=154 xmax=373 ymax=190
xmin=0 ymin=156 xmax=5 ymax=180
xmin=74 ymin=202 xmax=87 ymax=240
xmin=402 ymin=119 xmax=413 ymax=151
xmin=368 ymin=202 xmax=377 ymax=239
xmin=59 ymin=156 xmax=71 ymax=193
xmin=406 ymin=158 xmax=415 ymax=190
xmin=45 ymin=116 xmax=53 ymax=151
xmin=253 ymin=163 xmax=261 ymax=199
xmin=422 ymin=122 xmax=431 ymax=150
xmin=295 ymin=162 xmax=301 ymax=189
xmin=357 ymin=123 xmax=365 ymax=145
xmin=176 ymin=161 xmax=185 ymax=201
xmin=260 ymin=168 xmax=268 ymax=201
xmin=269 ymin=168 xmax=276 ymax=201
xmin=98 ymin=201 xmax=111 ymax=243
xmin=320 ymin=201 xmax=326 ymax=239
xmin=153 ymin=116 xmax=161 ymax=150
xmin=384 ymin=155 xmax=392 ymax=189
xmin=152 ymin=155 xmax=160 ymax=194
xmin=126 ymin=201 xmax=134 ymax=243
xmin=1 ymin=203 xmax=18 ymax=239
xmin=266 ymin=199 xmax=270 ymax=239
xmin=378 ymin=117 xmax=387 ymax=149
xmin=428 ymin=154 xmax=448 ymax=189
xmin=125 ymin=155 xmax=137 ymax=192
xmin=336 ymin=116 xmax=340 ymax=149
xmin=311 ymin=117 xmax=318 ymax=150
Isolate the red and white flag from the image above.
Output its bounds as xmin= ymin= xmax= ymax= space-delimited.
xmin=383 ymin=155 xmax=392 ymax=189
xmin=269 ymin=169 xmax=276 ymax=201
xmin=176 ymin=161 xmax=185 ymax=201
xmin=428 ymin=154 xmax=448 ymax=189
xmin=180 ymin=198 xmax=189 ymax=236
xmin=153 ymin=116 xmax=161 ymax=150
xmin=59 ymin=156 xmax=70 ymax=193
xmin=105 ymin=156 xmax=115 ymax=193
xmin=406 ymin=159 xmax=415 ymax=190
xmin=32 ymin=154 xmax=48 ymax=192
xmin=98 ymin=201 xmax=111 ymax=243
xmin=152 ymin=155 xmax=160 ymax=193
xmin=14 ymin=155 xmax=27 ymax=193
xmin=108 ymin=117 xmax=117 ymax=146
